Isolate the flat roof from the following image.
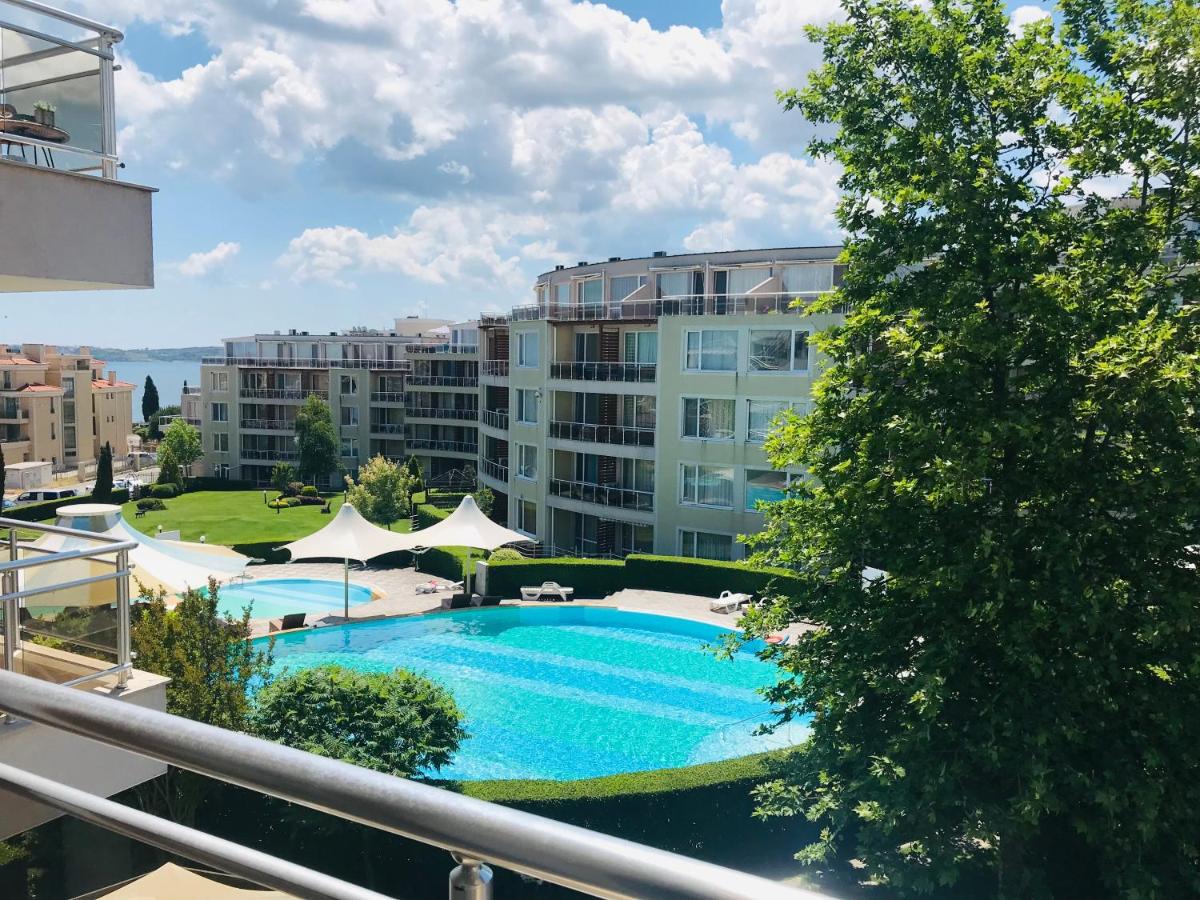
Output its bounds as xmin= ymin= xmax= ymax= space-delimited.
xmin=535 ymin=244 xmax=844 ymax=280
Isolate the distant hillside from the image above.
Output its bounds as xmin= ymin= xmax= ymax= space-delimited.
xmin=89 ymin=346 xmax=220 ymax=362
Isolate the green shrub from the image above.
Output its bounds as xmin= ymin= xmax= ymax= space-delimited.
xmin=624 ymin=554 xmax=803 ymax=600
xmin=487 ymin=547 xmax=524 ymax=562
xmin=300 ymin=485 xmax=319 ymax=497
xmin=296 ymin=495 xmax=325 ymax=506
xmin=414 ymin=547 xmax=470 ymax=581
xmin=3 ymin=490 xmax=130 ymax=523
xmin=150 ymin=483 xmax=180 ymax=499
xmin=136 ymin=497 xmax=166 ymax=512
xmin=486 ymin=558 xmax=626 ymax=599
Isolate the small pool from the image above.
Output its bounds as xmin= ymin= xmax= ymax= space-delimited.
xmin=218 ymin=578 xmax=374 ymax=621
xmin=266 ymin=606 xmax=808 ymax=780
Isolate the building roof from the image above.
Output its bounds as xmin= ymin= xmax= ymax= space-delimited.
xmin=17 ymin=383 xmax=63 ymax=393
xmin=535 ymin=244 xmax=845 ymax=280
xmin=0 ymin=356 xmax=43 ymax=366
xmin=92 ymin=379 xmax=135 ymax=389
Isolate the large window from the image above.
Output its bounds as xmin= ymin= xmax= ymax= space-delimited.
xmin=516 ymin=499 xmax=537 ymax=535
xmin=749 ymin=330 xmax=809 ymax=372
xmin=579 ymin=278 xmax=603 ymax=306
xmin=623 ymin=330 xmax=657 ymax=364
xmin=684 ymin=330 xmax=737 ymax=371
xmin=747 ymin=400 xmax=808 ymax=443
xmin=209 ymin=371 xmax=228 ymax=392
xmin=516 ymin=389 xmax=539 ymax=425
xmin=212 ymin=432 xmax=229 ymax=453
xmin=517 ymin=444 xmax=537 ymax=480
xmin=340 ymin=407 xmax=358 ymax=427
xmin=715 ymin=267 xmax=770 ymax=295
xmin=610 ymin=275 xmax=646 ymax=301
xmin=517 ymin=332 xmax=540 ymax=368
xmin=682 ymin=398 xmax=735 ymax=440
xmin=679 ymin=529 xmax=734 ymax=561
xmin=621 ymin=394 xmax=656 ymax=428
xmin=341 ymin=437 xmax=359 ymax=459
xmin=340 ymin=375 xmax=357 ymax=396
xmin=622 ymin=458 xmax=655 ymax=493
xmin=555 ymin=283 xmax=570 ymax=305
xmin=781 ymin=264 xmax=835 ymax=294
xmin=656 ymin=270 xmax=702 ymax=297
xmin=679 ymin=464 xmax=734 ymax=508
xmin=211 ymin=402 xmax=228 ymax=422
xmin=745 ymin=469 xmax=791 ymax=510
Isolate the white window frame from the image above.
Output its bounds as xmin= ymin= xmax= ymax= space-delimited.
xmin=677 ymin=528 xmax=737 ymax=561
xmin=515 ymin=498 xmax=537 ymax=536
xmin=747 ymin=328 xmax=811 ymax=374
xmin=517 ymin=332 xmax=540 ymax=368
xmin=212 ymin=432 xmax=229 ymax=453
xmin=744 ymin=469 xmax=798 ymax=511
xmin=678 ymin=463 xmax=735 ymax=509
xmin=516 ymin=389 xmax=539 ymax=425
xmin=516 ymin=443 xmax=537 ymax=481
xmin=210 ymin=402 xmax=228 ymax=422
xmin=209 ymin=371 xmax=228 ymax=392
xmin=341 ymin=406 xmax=359 ymax=427
xmin=681 ymin=397 xmax=736 ymax=441
xmin=340 ymin=375 xmax=357 ymax=396
xmin=747 ymin=399 xmax=810 ymax=444
xmin=683 ymin=329 xmax=737 ymax=372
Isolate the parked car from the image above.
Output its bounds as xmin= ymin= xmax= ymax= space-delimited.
xmin=15 ymin=487 xmax=78 ymax=504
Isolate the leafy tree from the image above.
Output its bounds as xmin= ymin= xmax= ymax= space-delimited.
xmin=158 ymin=419 xmax=202 ymax=478
xmin=250 ymin=664 xmax=465 ymax=777
xmin=472 ymin=483 xmax=494 ymax=518
xmin=271 ymin=461 xmax=297 ymax=495
xmin=344 ymin=454 xmax=417 ymax=529
xmin=141 ymin=375 xmax=160 ymax=423
xmin=405 ymin=455 xmax=425 ymax=495
xmin=747 ymin=1 xmax=1200 ymax=897
xmin=294 ymin=394 xmax=340 ymax=487
xmin=92 ymin=442 xmax=113 ymax=501
xmin=155 ymin=445 xmax=183 ymax=489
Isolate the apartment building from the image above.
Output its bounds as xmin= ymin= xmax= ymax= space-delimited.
xmin=478 ymin=246 xmax=845 ymax=561
xmin=0 ymin=344 xmax=134 ymax=470
xmin=196 ymin=318 xmax=480 ymax=484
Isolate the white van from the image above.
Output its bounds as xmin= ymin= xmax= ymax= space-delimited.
xmin=15 ymin=487 xmax=78 ymax=504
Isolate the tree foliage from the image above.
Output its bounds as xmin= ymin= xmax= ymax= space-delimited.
xmin=344 ymin=454 xmax=417 ymax=529
xmin=250 ymin=664 xmax=465 ymax=777
xmin=748 ymin=1 xmax=1200 ymax=896
xmin=155 ymin=446 xmax=183 ymax=489
xmin=405 ymin=455 xmax=425 ymax=494
xmin=158 ymin=419 xmax=202 ymax=475
xmin=472 ymin=483 xmax=495 ymax=518
xmin=141 ymin=375 xmax=160 ymax=423
xmin=271 ymin=461 xmax=297 ymax=495
xmin=93 ymin=442 xmax=113 ymax=502
xmin=294 ymin=394 xmax=340 ymax=486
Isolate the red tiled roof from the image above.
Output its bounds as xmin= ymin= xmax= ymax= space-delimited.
xmin=93 ymin=379 xmax=135 ymax=389
xmin=0 ymin=357 xmax=41 ymax=366
xmin=17 ymin=383 xmax=62 ymax=393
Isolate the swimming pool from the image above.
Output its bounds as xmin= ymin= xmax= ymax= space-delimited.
xmin=218 ymin=578 xmax=374 ymax=621
xmin=266 ymin=606 xmax=808 ymax=780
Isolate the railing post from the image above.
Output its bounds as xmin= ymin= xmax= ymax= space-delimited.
xmin=2 ymin=529 xmax=17 ymax=701
xmin=449 ymin=854 xmax=493 ymax=899
xmin=115 ymin=547 xmax=130 ymax=687
xmin=98 ymin=34 xmax=118 ymax=179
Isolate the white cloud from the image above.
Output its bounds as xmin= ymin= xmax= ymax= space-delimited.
xmin=1009 ymin=5 xmax=1052 ymax=34
xmin=177 ymin=241 xmax=240 ymax=277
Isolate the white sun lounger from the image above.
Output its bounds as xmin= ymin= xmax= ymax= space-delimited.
xmin=520 ymin=582 xmax=575 ymax=602
xmin=710 ymin=590 xmax=751 ymax=613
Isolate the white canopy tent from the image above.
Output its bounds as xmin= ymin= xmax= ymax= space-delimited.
xmin=279 ymin=503 xmax=411 ymax=616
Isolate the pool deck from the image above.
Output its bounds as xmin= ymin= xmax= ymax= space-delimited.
xmin=242 ymin=562 xmax=811 ymax=641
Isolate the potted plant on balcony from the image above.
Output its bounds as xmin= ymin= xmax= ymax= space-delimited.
xmin=33 ymin=101 xmax=56 ymax=127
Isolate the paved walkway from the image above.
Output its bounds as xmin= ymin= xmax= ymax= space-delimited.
xmin=243 ymin=562 xmax=810 ymax=641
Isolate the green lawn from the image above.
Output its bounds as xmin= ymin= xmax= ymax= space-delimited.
xmin=122 ymin=490 xmax=410 ymax=547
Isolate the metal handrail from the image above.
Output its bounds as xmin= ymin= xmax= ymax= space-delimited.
xmin=204 ymin=358 xmax=412 ymax=371
xmin=405 ymin=439 xmax=478 ymax=454
xmin=481 ymin=409 xmax=509 ymax=430
xmin=481 ymin=360 xmax=509 ymax=377
xmin=370 ymin=391 xmax=405 ymax=403
xmin=0 ymin=670 xmax=822 ymax=900
xmin=405 ymin=344 xmax=479 ymax=355
xmin=548 ymin=478 xmax=655 ymax=512
xmin=404 ymin=406 xmax=478 ymax=421
xmin=4 ymin=0 xmax=124 ymax=40
xmin=510 ymin=292 xmax=847 ymax=322
xmin=549 ymin=420 xmax=656 ymax=447
xmin=550 ymin=362 xmax=657 ymax=383
xmin=405 ymin=375 xmax=479 ymax=387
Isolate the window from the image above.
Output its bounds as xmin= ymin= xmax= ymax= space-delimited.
xmin=747 ymin=400 xmax=808 ymax=443
xmin=341 ymin=437 xmax=359 ymax=458
xmin=623 ymin=330 xmax=657 ymax=364
xmin=621 ymin=394 xmax=656 ymax=428
xmin=680 ymin=464 xmax=734 ymax=508
xmin=680 ymin=529 xmax=734 ymax=561
xmin=340 ymin=407 xmax=359 ymax=427
xmin=781 ymin=264 xmax=834 ymax=294
xmin=656 ymin=270 xmax=702 ymax=297
xmin=516 ymin=499 xmax=537 ymax=535
xmin=555 ymin=283 xmax=570 ymax=305
xmin=211 ymin=402 xmax=228 ymax=422
xmin=715 ymin=267 xmax=770 ymax=295
xmin=579 ymin=278 xmax=602 ymax=306
xmin=209 ymin=371 xmax=228 ymax=392
xmin=749 ymin=330 xmax=809 ymax=372
xmin=340 ymin=375 xmax=357 ymax=396
xmin=610 ymin=275 xmax=646 ymax=301
xmin=621 ymin=458 xmax=655 ymax=493
xmin=516 ymin=389 xmax=539 ymax=425
xmin=517 ymin=332 xmax=540 ymax=368
xmin=212 ymin=432 xmax=229 ymax=453
xmin=684 ymin=330 xmax=736 ymax=371
xmin=682 ymin=398 xmax=735 ymax=440
xmin=517 ymin=444 xmax=537 ymax=480
xmin=745 ymin=469 xmax=791 ymax=510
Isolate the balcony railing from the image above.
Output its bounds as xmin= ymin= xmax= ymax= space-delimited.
xmin=405 ymin=438 xmax=478 ymax=454
xmin=481 ymin=360 xmax=509 ymax=377
xmin=479 ymin=313 xmax=510 ymax=326
xmin=0 ymin=669 xmax=821 ymax=900
xmin=203 ymin=357 xmax=411 ymax=370
xmin=239 ymin=448 xmax=297 ymax=461
xmin=238 ymin=388 xmax=305 ymax=400
xmin=482 ymin=458 xmax=508 ymax=483
xmin=0 ymin=1 xmax=121 ymax=178
xmin=406 ymin=375 xmax=479 ymax=388
xmin=239 ymin=418 xmax=295 ymax=431
xmin=549 ymin=478 xmax=655 ymax=512
xmin=405 ymin=406 xmax=478 ymax=421
xmin=369 ymin=422 xmax=404 ymax=435
xmin=371 ymin=390 xmax=405 ymax=403
xmin=404 ymin=344 xmax=479 ymax=355
xmin=482 ymin=409 xmax=509 ymax=430
xmin=549 ymin=362 xmax=657 ymax=383
xmin=549 ymin=420 xmax=656 ymax=447
xmin=510 ymin=292 xmax=846 ymax=322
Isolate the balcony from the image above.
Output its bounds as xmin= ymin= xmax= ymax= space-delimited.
xmin=0 ymin=2 xmax=154 ymax=292
xmin=239 ymin=448 xmax=297 ymax=461
xmin=239 ymin=418 xmax=295 ymax=431
xmin=405 ymin=375 xmax=479 ymax=388
xmin=405 ymin=438 xmax=478 ymax=455
xmin=370 ymin=390 xmax=405 ymax=403
xmin=239 ymin=388 xmax=305 ymax=400
xmin=548 ymin=420 xmax=655 ymax=447
xmin=481 ymin=408 xmax=509 ymax=431
xmin=549 ymin=477 xmax=654 ymax=512
xmin=203 ymin=357 xmax=410 ymax=371
xmin=510 ymin=292 xmax=844 ymax=322
xmin=404 ymin=343 xmax=479 ymax=355
xmin=404 ymin=406 xmax=478 ymax=421
xmin=549 ymin=362 xmax=657 ymax=383
xmin=369 ymin=422 xmax=404 ymax=436
xmin=482 ymin=457 xmax=508 ymax=483
xmin=0 ymin=407 xmax=26 ymax=423
xmin=481 ymin=360 xmax=509 ymax=377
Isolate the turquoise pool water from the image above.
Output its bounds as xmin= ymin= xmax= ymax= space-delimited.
xmin=219 ymin=578 xmax=373 ymax=620
xmin=266 ymin=606 xmax=808 ymax=780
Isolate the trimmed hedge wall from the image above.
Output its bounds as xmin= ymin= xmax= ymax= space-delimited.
xmin=4 ymin=489 xmax=130 ymax=523
xmin=484 ymin=553 xmax=802 ymax=601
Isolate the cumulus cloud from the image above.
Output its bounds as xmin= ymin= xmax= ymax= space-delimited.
xmin=177 ymin=241 xmax=240 ymax=277
xmin=1009 ymin=5 xmax=1052 ymax=34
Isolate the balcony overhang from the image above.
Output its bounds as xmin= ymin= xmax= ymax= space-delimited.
xmin=0 ymin=161 xmax=155 ymax=291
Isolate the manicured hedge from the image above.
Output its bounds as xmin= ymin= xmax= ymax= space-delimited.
xmin=3 ymin=489 xmax=130 ymax=523
xmin=485 ymin=558 xmax=626 ymax=599
xmin=624 ymin=554 xmax=804 ymax=600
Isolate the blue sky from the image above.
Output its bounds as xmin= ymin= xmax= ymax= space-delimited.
xmin=10 ymin=0 xmax=1046 ymax=348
